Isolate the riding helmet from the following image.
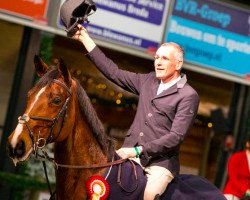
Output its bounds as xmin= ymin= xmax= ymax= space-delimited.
xmin=60 ymin=0 xmax=97 ymax=37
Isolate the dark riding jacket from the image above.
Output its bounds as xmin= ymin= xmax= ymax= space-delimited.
xmin=87 ymin=46 xmax=199 ymax=176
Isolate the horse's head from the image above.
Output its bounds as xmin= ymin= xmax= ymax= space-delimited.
xmin=7 ymin=55 xmax=74 ymax=165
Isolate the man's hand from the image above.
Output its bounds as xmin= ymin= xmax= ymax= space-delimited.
xmin=73 ymin=24 xmax=96 ymax=52
xmin=116 ymin=148 xmax=137 ymax=159
xmin=73 ymin=24 xmax=88 ymax=40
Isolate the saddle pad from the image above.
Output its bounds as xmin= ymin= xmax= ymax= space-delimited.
xmin=106 ymin=159 xmax=147 ymax=200
xmin=161 ymin=174 xmax=226 ymax=200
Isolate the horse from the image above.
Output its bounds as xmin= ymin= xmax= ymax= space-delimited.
xmin=7 ymin=55 xmax=226 ymax=200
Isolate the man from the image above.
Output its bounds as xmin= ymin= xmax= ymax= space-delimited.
xmin=74 ymin=24 xmax=199 ymax=200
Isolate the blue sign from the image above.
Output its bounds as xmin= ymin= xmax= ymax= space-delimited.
xmin=165 ymin=0 xmax=250 ymax=80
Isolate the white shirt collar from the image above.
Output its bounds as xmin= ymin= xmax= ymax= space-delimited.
xmin=157 ymin=76 xmax=181 ymax=95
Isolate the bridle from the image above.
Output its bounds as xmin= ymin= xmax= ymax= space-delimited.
xmin=17 ymin=78 xmax=128 ymax=168
xmin=18 ymin=79 xmax=72 ymax=155
xmin=16 ymin=79 xmax=72 ymax=200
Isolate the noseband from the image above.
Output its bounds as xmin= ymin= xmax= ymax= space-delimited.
xmin=18 ymin=79 xmax=72 ymax=154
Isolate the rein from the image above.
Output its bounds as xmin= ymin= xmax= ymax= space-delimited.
xmin=37 ymin=149 xmax=132 ymax=199
xmin=56 ymin=158 xmax=127 ymax=169
xmin=38 ymin=149 xmax=138 ymax=197
xmin=37 ymin=149 xmax=127 ymax=169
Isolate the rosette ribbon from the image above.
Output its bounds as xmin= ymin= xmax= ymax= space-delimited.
xmin=86 ymin=175 xmax=109 ymax=200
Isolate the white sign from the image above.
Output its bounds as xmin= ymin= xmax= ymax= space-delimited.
xmin=58 ymin=0 xmax=170 ymax=52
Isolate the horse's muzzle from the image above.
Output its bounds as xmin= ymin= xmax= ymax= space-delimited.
xmin=7 ymin=139 xmax=26 ymax=159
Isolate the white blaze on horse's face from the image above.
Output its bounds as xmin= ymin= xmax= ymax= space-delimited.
xmin=26 ymin=87 xmax=46 ymax=114
xmin=9 ymin=86 xmax=47 ymax=164
xmin=11 ymin=86 xmax=46 ymax=147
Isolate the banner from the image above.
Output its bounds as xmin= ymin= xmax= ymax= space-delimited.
xmin=0 ymin=0 xmax=49 ymax=21
xmin=165 ymin=0 xmax=250 ymax=81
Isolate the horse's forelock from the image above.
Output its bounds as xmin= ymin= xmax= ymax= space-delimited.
xmin=28 ymin=66 xmax=59 ymax=95
xmin=29 ymin=67 xmax=58 ymax=95
xmin=36 ymin=67 xmax=58 ymax=87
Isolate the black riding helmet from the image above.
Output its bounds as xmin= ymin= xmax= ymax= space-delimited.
xmin=60 ymin=0 xmax=96 ymax=37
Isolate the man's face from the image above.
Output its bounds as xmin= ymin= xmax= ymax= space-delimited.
xmin=154 ymin=45 xmax=182 ymax=83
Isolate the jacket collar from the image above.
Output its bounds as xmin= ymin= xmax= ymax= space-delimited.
xmin=177 ymin=73 xmax=187 ymax=89
xmin=153 ymin=73 xmax=187 ymax=98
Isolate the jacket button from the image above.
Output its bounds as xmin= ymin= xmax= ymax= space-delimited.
xmin=139 ymin=132 xmax=144 ymax=136
xmin=148 ymin=113 xmax=152 ymax=117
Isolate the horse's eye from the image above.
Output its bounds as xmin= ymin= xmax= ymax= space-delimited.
xmin=52 ymin=97 xmax=62 ymax=105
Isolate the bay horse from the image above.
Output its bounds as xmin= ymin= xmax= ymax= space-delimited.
xmin=7 ymin=56 xmax=226 ymax=200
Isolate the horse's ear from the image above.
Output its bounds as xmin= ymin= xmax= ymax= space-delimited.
xmin=34 ymin=55 xmax=48 ymax=77
xmin=58 ymin=58 xmax=72 ymax=87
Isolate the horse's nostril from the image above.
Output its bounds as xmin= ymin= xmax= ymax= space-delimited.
xmin=14 ymin=140 xmax=26 ymax=158
xmin=7 ymin=142 xmax=15 ymax=158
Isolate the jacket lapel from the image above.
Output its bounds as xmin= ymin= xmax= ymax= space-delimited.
xmin=155 ymin=85 xmax=178 ymax=99
xmin=152 ymin=78 xmax=160 ymax=97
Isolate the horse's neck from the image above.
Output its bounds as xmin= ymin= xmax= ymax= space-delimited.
xmin=54 ymin=100 xmax=108 ymax=166
xmin=54 ymin=96 xmax=109 ymax=199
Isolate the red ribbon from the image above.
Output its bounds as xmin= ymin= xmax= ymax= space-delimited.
xmin=86 ymin=175 xmax=110 ymax=200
